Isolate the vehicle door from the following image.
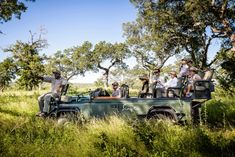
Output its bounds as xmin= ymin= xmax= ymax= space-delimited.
xmin=90 ymin=98 xmax=123 ymax=117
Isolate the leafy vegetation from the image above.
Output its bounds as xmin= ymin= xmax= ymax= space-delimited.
xmin=0 ymin=58 xmax=16 ymax=92
xmin=0 ymin=89 xmax=235 ymax=157
xmin=125 ymin=0 xmax=235 ymax=70
xmin=0 ymin=0 xmax=35 ymax=33
xmin=4 ymin=31 xmax=47 ymax=90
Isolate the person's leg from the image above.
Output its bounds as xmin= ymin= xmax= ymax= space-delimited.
xmin=43 ymin=93 xmax=53 ymax=114
xmin=186 ymin=84 xmax=192 ymax=96
xmin=38 ymin=93 xmax=46 ymax=113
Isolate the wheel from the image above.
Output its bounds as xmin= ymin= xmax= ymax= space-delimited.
xmin=147 ymin=109 xmax=178 ymax=122
xmin=57 ymin=111 xmax=81 ymax=125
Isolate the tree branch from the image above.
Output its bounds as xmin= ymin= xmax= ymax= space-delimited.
xmin=98 ymin=62 xmax=108 ymax=72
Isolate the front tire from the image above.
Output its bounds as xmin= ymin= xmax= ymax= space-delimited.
xmin=57 ymin=111 xmax=81 ymax=124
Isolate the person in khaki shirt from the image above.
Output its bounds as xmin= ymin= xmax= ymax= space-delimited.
xmin=37 ymin=71 xmax=67 ymax=117
xmin=111 ymin=81 xmax=121 ymax=98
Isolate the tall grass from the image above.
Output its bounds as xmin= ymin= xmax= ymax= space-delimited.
xmin=0 ymin=90 xmax=235 ymax=157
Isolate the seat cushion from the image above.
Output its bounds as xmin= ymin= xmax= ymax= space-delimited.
xmin=60 ymin=96 xmax=74 ymax=103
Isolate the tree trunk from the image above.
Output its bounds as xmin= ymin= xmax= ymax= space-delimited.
xmin=103 ymin=71 xmax=109 ymax=89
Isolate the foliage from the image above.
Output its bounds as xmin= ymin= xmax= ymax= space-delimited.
xmin=109 ymin=65 xmax=145 ymax=89
xmin=0 ymin=58 xmax=16 ymax=91
xmin=45 ymin=41 xmax=93 ymax=81
xmin=202 ymin=99 xmax=235 ymax=127
xmin=92 ymin=41 xmax=131 ymax=87
xmin=215 ymin=49 xmax=235 ymax=90
xmin=4 ymin=31 xmax=47 ymax=90
xmin=126 ymin=0 xmax=235 ymax=70
xmin=123 ymin=11 xmax=175 ymax=71
xmin=0 ymin=0 xmax=35 ymax=33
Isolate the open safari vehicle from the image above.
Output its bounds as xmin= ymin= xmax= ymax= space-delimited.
xmin=47 ymin=69 xmax=215 ymax=123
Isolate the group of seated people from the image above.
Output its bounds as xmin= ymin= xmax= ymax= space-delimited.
xmin=138 ymin=58 xmax=210 ymax=98
xmin=98 ymin=58 xmax=213 ymax=99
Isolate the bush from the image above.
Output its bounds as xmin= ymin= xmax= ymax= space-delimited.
xmin=201 ymin=99 xmax=235 ymax=127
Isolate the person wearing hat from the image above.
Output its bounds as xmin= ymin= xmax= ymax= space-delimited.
xmin=111 ymin=81 xmax=121 ymax=98
xmin=179 ymin=58 xmax=189 ymax=77
xmin=150 ymin=68 xmax=165 ymax=98
xmin=185 ymin=67 xmax=202 ymax=97
xmin=164 ymin=71 xmax=178 ymax=89
xmin=37 ymin=70 xmax=67 ymax=117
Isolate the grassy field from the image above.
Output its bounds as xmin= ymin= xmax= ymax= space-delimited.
xmin=0 ymin=88 xmax=235 ymax=157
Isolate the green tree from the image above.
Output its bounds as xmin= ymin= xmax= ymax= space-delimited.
xmin=46 ymin=41 xmax=94 ymax=81
xmin=126 ymin=0 xmax=235 ymax=70
xmin=215 ymin=49 xmax=235 ymax=91
xmin=123 ymin=19 xmax=176 ymax=72
xmin=0 ymin=0 xmax=35 ymax=33
xmin=109 ymin=65 xmax=144 ymax=89
xmin=0 ymin=58 xmax=16 ymax=91
xmin=4 ymin=31 xmax=47 ymax=90
xmin=92 ymin=41 xmax=131 ymax=88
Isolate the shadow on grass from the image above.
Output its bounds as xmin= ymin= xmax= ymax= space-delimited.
xmin=0 ymin=107 xmax=31 ymax=117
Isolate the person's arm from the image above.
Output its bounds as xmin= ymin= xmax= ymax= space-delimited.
xmin=42 ymin=76 xmax=53 ymax=83
xmin=157 ymin=77 xmax=165 ymax=86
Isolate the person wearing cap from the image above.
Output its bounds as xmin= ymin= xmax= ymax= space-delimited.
xmin=179 ymin=58 xmax=189 ymax=77
xmin=150 ymin=69 xmax=165 ymax=98
xmin=185 ymin=67 xmax=202 ymax=97
xmin=138 ymin=74 xmax=150 ymax=98
xmin=111 ymin=81 xmax=121 ymax=98
xmin=37 ymin=70 xmax=67 ymax=117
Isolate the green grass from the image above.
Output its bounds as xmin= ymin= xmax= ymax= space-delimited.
xmin=0 ymin=89 xmax=235 ymax=157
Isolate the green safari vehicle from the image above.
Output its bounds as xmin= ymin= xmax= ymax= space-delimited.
xmin=47 ymin=73 xmax=214 ymax=123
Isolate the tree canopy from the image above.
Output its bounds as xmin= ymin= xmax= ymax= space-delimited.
xmin=4 ymin=31 xmax=47 ymax=90
xmin=126 ymin=0 xmax=235 ymax=69
xmin=92 ymin=41 xmax=131 ymax=87
xmin=0 ymin=58 xmax=16 ymax=91
xmin=46 ymin=41 xmax=94 ymax=81
xmin=0 ymin=0 xmax=34 ymax=33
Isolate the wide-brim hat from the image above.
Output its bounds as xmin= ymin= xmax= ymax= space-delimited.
xmin=189 ymin=67 xmax=198 ymax=72
xmin=139 ymin=74 xmax=149 ymax=80
xmin=169 ymin=71 xmax=177 ymax=77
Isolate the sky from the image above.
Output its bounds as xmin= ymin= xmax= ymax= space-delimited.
xmin=0 ymin=0 xmax=137 ymax=83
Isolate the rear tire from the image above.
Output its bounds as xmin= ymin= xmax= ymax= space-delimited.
xmin=147 ymin=109 xmax=177 ymax=122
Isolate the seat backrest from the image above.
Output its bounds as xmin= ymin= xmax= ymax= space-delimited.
xmin=61 ymin=84 xmax=69 ymax=96
xmin=90 ymin=88 xmax=110 ymax=99
xmin=120 ymin=84 xmax=129 ymax=98
xmin=203 ymin=69 xmax=214 ymax=81
xmin=176 ymin=77 xmax=187 ymax=87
